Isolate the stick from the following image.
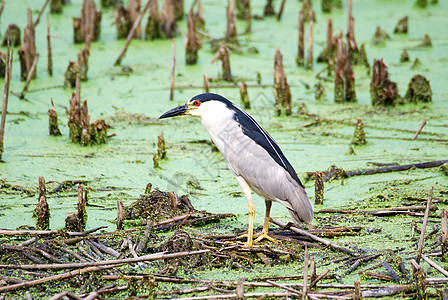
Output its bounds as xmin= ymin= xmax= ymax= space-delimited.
xmin=117 ymin=199 xmax=124 ymax=230
xmin=169 ymin=38 xmax=176 ymax=100
xmin=114 ymin=0 xmax=152 ymax=66
xmin=270 ymin=218 xmax=356 ymax=256
xmin=89 ymin=240 xmax=121 ymax=258
xmin=276 ymin=0 xmax=286 ymax=21
xmin=302 ymin=245 xmax=308 ymax=299
xmin=412 ymin=120 xmax=427 ymax=140
xmin=345 ymin=160 xmax=448 ymax=178
xmin=382 ymin=260 xmax=401 ymax=283
xmin=442 ymin=209 xmax=448 ymax=257
xmin=421 ymin=255 xmax=448 ymax=277
xmin=308 ymin=269 xmax=330 ymax=289
xmin=0 ymin=249 xmax=209 ymax=270
xmin=48 ymin=291 xmax=81 ymax=300
xmin=266 ymin=280 xmax=302 ymax=296
xmin=47 ymin=14 xmax=53 ymax=76
xmin=0 ymin=226 xmax=106 ymax=236
xmin=0 ymin=263 xmax=122 ymax=292
xmin=0 ymin=3 xmax=5 ymax=19
xmin=0 ymin=37 xmax=12 ymax=161
xmin=33 ymin=0 xmax=50 ymax=27
xmin=362 ymin=285 xmax=412 ymax=298
xmin=306 ymin=9 xmax=313 ymax=70
xmin=416 ymin=187 xmax=433 ymax=263
xmin=19 ymin=53 xmax=40 ymax=99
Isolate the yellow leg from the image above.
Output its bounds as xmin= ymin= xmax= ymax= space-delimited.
xmin=235 ymin=176 xmax=255 ymax=247
xmin=254 ymin=200 xmax=277 ymax=243
xmin=246 ymin=195 xmax=255 ymax=247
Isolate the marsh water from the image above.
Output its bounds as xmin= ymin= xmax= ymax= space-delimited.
xmin=0 ymin=0 xmax=447 ymax=289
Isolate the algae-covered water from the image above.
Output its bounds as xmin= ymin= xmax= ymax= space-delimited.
xmin=0 ymin=0 xmax=448 ymax=295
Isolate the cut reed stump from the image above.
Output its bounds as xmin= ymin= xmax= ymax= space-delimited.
xmin=334 ymin=38 xmax=345 ymax=103
xmin=169 ymin=38 xmax=176 ymax=100
xmin=157 ymin=133 xmax=167 ymax=159
xmin=0 ymin=41 xmax=12 ymax=162
xmin=372 ymin=26 xmax=390 ymax=46
xmin=394 ymin=16 xmax=408 ymax=34
xmin=19 ymin=9 xmax=37 ymax=81
xmin=50 ymin=0 xmax=64 ymax=14
xmin=145 ymin=0 xmax=162 ymax=40
xmin=226 ymin=0 xmax=238 ymax=43
xmin=35 ymin=176 xmax=50 ymax=230
xmin=264 ymin=0 xmax=275 ymax=17
xmin=370 ymin=58 xmax=401 ymax=106
xmin=236 ymin=0 xmax=250 ymax=32
xmin=117 ymin=200 xmax=124 ymax=230
xmin=185 ymin=9 xmax=201 ymax=65
xmin=346 ymin=0 xmax=369 ymax=67
xmin=441 ymin=209 xmax=447 ymax=261
xmin=116 ymin=0 xmax=142 ymax=39
xmin=77 ymin=185 xmax=87 ymax=231
xmin=211 ymin=45 xmax=232 ymax=82
xmin=194 ymin=0 xmax=205 ymax=30
xmin=317 ymin=18 xmax=336 ymax=64
xmin=68 ymin=75 xmax=108 ymax=146
xmin=274 ymin=48 xmax=291 ymax=116
xmin=239 ymin=81 xmax=250 ymax=109
xmin=1 ymin=24 xmax=21 ymax=47
xmin=202 ymin=74 xmax=210 ymax=93
xmin=420 ymin=34 xmax=432 ymax=47
xmin=48 ymin=99 xmax=62 ymax=136
xmin=73 ymin=0 xmax=102 ymax=44
xmin=306 ymin=9 xmax=314 ymax=70
xmin=171 ymin=0 xmax=183 ymax=21
xmin=321 ymin=0 xmax=332 ymax=13
xmin=64 ymin=42 xmax=90 ymax=87
xmin=0 ymin=52 xmax=5 ymax=79
xmin=344 ymin=46 xmax=356 ymax=102
xmin=47 ymin=15 xmax=53 ymax=76
xmin=404 ymin=75 xmax=432 ymax=103
xmin=296 ymin=10 xmax=305 ymax=67
xmin=161 ymin=0 xmax=178 ymax=38
xmin=314 ymin=171 xmax=324 ymax=205
xmin=400 ymin=50 xmax=410 ymax=62
xmin=351 ymin=118 xmax=366 ymax=145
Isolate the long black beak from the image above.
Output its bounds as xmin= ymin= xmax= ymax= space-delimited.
xmin=159 ymin=104 xmax=188 ymax=119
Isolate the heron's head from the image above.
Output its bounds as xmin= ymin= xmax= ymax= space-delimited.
xmin=159 ymin=93 xmax=233 ymax=119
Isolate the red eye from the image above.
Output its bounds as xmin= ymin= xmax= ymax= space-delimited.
xmin=193 ymin=100 xmax=201 ymax=107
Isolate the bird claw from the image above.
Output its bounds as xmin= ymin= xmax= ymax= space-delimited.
xmin=253 ymin=232 xmax=278 ymax=244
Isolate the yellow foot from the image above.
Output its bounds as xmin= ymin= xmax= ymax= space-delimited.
xmin=253 ymin=232 xmax=278 ymax=244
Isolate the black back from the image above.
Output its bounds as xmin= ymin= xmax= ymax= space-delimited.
xmin=191 ymin=93 xmax=305 ymax=188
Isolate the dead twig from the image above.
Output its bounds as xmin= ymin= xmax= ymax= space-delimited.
xmin=270 ymin=218 xmax=357 ymax=256
xmin=0 ymin=249 xmax=209 ymax=270
xmin=0 ymin=36 xmax=13 ymax=161
xmin=13 ymin=53 xmax=40 ymax=99
xmin=413 ymin=120 xmax=427 ymax=140
xmin=169 ymin=38 xmax=176 ymax=100
xmin=114 ymin=0 xmax=152 ymax=66
xmin=34 ymin=0 xmax=50 ymax=27
xmin=421 ymin=255 xmax=448 ymax=277
xmin=266 ymin=280 xmax=302 ymax=296
xmin=416 ymin=187 xmax=433 ymax=263
xmin=0 ymin=264 xmax=123 ymax=292
xmin=345 ymin=160 xmax=448 ymax=178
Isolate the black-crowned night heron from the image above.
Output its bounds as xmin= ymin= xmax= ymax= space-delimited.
xmin=159 ymin=93 xmax=313 ymax=247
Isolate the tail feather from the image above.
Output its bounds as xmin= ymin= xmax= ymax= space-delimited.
xmin=287 ymin=187 xmax=313 ymax=224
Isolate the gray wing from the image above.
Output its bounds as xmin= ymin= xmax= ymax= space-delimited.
xmin=223 ymin=130 xmax=313 ymax=224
